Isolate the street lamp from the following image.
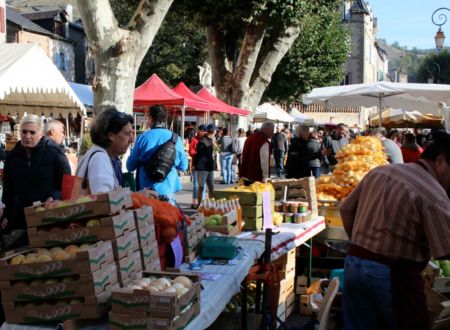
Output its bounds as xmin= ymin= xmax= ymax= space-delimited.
xmin=432 ymin=8 xmax=450 ymax=50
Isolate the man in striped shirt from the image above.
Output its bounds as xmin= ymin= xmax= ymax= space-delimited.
xmin=340 ymin=132 xmax=450 ymax=330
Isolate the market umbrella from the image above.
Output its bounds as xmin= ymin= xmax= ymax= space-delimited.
xmin=302 ymin=82 xmax=450 ymax=128
xmin=369 ymin=108 xmax=421 ymax=127
xmin=254 ymin=103 xmax=294 ymax=123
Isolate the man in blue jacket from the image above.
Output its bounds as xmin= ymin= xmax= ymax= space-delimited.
xmin=127 ymin=105 xmax=188 ymax=201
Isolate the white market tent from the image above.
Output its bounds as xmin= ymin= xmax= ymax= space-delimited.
xmin=370 ymin=108 xmax=422 ymax=127
xmin=254 ymin=103 xmax=294 ymax=123
xmin=0 ymin=43 xmax=86 ymax=117
xmin=290 ymin=108 xmax=314 ymax=125
xmin=302 ymin=82 xmax=450 ymax=127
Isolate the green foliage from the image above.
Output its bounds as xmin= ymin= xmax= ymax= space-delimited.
xmin=416 ymin=50 xmax=450 ymax=84
xmin=110 ymin=0 xmax=209 ymax=88
xmin=263 ymin=1 xmax=350 ymax=102
xmin=79 ymin=134 xmax=93 ymax=156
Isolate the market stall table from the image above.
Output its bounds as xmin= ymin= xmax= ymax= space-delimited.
xmin=1 ymin=217 xmax=325 ymax=330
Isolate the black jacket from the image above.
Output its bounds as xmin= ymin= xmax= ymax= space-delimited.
xmin=2 ymin=137 xmax=71 ymax=231
xmin=306 ymin=139 xmax=322 ymax=168
xmin=286 ymin=137 xmax=309 ymax=178
xmin=194 ymin=136 xmax=214 ymax=171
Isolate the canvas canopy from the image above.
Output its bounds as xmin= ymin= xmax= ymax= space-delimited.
xmin=134 ymin=74 xmax=208 ymax=111
xmin=290 ymin=107 xmax=314 ymax=125
xmin=302 ymin=82 xmax=450 ymax=127
xmin=0 ymin=43 xmax=86 ymax=116
xmin=196 ymin=88 xmax=250 ymax=116
xmin=254 ymin=103 xmax=294 ymax=123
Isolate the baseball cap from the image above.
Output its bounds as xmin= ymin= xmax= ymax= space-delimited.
xmin=207 ymin=124 xmax=217 ymax=131
xmin=198 ymin=124 xmax=207 ymax=131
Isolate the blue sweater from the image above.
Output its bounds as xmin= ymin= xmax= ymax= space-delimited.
xmin=126 ymin=127 xmax=188 ymax=196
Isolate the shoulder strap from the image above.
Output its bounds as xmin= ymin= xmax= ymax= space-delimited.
xmin=171 ymin=133 xmax=178 ymax=144
xmin=81 ymin=150 xmax=103 ymax=190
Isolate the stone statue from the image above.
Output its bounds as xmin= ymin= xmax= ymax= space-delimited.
xmin=198 ymin=62 xmax=215 ymax=95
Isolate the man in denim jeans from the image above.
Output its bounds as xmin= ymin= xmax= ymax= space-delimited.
xmin=340 ymin=132 xmax=450 ymax=330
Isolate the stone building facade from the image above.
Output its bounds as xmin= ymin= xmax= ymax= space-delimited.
xmin=297 ymin=0 xmax=389 ymax=129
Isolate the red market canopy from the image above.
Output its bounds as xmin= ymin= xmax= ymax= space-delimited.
xmin=134 ymin=74 xmax=208 ymax=111
xmin=197 ymin=88 xmax=250 ymax=116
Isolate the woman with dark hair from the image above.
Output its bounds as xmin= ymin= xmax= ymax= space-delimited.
xmin=401 ymin=132 xmax=423 ymax=163
xmin=76 ymin=107 xmax=134 ymax=193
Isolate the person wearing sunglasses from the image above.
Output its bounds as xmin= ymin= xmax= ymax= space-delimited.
xmin=1 ymin=114 xmax=71 ymax=250
xmin=76 ymin=107 xmax=134 ymax=193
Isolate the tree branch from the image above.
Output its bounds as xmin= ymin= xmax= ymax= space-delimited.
xmin=248 ymin=26 xmax=300 ymax=109
xmin=74 ymin=0 xmax=120 ymax=46
xmin=231 ymin=21 xmax=266 ymax=107
xmin=127 ymin=0 xmax=174 ymax=65
xmin=206 ymin=24 xmax=232 ymax=99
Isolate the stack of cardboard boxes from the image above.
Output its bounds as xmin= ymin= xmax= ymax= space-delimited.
xmin=184 ymin=213 xmax=206 ymax=263
xmin=134 ymin=205 xmax=160 ymax=272
xmin=274 ymin=248 xmax=296 ymax=325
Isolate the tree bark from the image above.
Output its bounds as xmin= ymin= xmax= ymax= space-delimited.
xmin=74 ymin=0 xmax=173 ymax=114
xmin=246 ymin=26 xmax=300 ymax=110
xmin=206 ymin=24 xmax=232 ymax=101
xmin=231 ymin=21 xmax=266 ymax=108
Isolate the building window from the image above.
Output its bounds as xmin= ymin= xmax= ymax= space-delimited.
xmin=55 ymin=52 xmax=67 ymax=71
xmin=342 ymin=74 xmax=351 ymax=85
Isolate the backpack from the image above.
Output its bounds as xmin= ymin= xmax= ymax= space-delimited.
xmin=144 ymin=133 xmax=178 ymax=182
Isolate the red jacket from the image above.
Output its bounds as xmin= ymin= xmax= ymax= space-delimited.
xmin=188 ymin=135 xmax=202 ymax=160
xmin=240 ymin=131 xmax=270 ymax=182
xmin=401 ymin=146 xmax=423 ymax=163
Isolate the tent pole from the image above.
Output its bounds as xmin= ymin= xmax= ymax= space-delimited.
xmin=378 ymin=94 xmax=383 ymax=128
xmin=133 ymin=113 xmax=137 ymax=141
xmin=181 ymin=106 xmax=186 ymax=139
xmin=65 ymin=116 xmax=70 ymax=141
xmin=78 ymin=116 xmax=84 ymax=156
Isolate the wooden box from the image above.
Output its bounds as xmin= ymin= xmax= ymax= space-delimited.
xmin=24 ymin=188 xmax=132 ymax=228
xmin=0 ymin=241 xmax=114 ymax=281
xmin=27 ymin=211 xmax=136 ymax=247
xmin=111 ymin=271 xmax=201 ymax=318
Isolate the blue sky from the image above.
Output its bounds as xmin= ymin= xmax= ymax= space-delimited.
xmin=368 ymin=0 xmax=450 ymax=49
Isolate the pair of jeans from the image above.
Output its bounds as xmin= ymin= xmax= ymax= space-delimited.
xmin=274 ymin=150 xmax=285 ymax=177
xmin=343 ymin=255 xmax=394 ymax=330
xmin=220 ymin=153 xmax=233 ymax=184
xmin=192 ymin=170 xmax=206 ymax=200
xmin=308 ymin=167 xmax=321 ymax=178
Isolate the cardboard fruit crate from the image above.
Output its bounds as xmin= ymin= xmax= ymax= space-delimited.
xmin=425 ymin=285 xmax=450 ymax=328
xmin=189 ymin=212 xmax=205 ymax=232
xmin=117 ymin=251 xmax=143 ymax=284
xmin=204 ymin=210 xmax=240 ymax=236
xmin=143 ymin=258 xmax=161 ymax=272
xmin=112 ymin=230 xmax=140 ymax=260
xmin=214 ymin=189 xmax=275 ymax=206
xmin=25 ymin=188 xmax=133 ymax=228
xmin=278 ymin=277 xmax=295 ymax=304
xmin=241 ymin=205 xmax=275 ymax=218
xmin=285 ymin=292 xmax=295 ymax=318
xmin=299 ymin=294 xmax=312 ymax=315
xmin=0 ymin=262 xmax=117 ymax=302
xmin=3 ymin=290 xmax=111 ymax=324
xmin=27 ymin=211 xmax=136 ymax=247
xmin=136 ymin=223 xmax=157 ymax=250
xmin=133 ymin=205 xmax=154 ymax=229
xmin=111 ymin=271 xmax=201 ymax=318
xmin=242 ymin=216 xmax=263 ymax=231
xmin=0 ymin=241 xmax=114 ymax=281
xmin=109 ymin=302 xmax=200 ymax=330
xmin=268 ymin=177 xmax=318 ymax=216
xmin=140 ymin=240 xmax=159 ymax=267
xmin=296 ymin=276 xmax=322 ymax=295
